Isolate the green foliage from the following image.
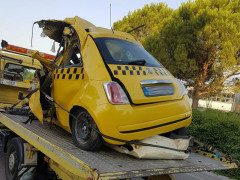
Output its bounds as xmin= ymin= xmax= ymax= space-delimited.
xmin=113 ymin=1 xmax=240 ymax=178
xmin=114 ymin=0 xmax=240 ymax=107
xmin=188 ymin=109 xmax=240 ymax=179
xmin=143 ymin=0 xmax=240 ymax=99
xmin=113 ymin=3 xmax=172 ymax=42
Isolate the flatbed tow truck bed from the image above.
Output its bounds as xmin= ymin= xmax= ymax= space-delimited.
xmin=0 ymin=112 xmax=237 ymax=180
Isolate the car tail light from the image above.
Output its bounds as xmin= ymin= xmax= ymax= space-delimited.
xmin=103 ymin=82 xmax=129 ymax=104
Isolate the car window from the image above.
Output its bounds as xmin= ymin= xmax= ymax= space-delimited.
xmin=61 ymin=45 xmax=82 ymax=67
xmin=4 ymin=63 xmax=36 ymax=82
xmin=95 ymin=38 xmax=161 ymax=67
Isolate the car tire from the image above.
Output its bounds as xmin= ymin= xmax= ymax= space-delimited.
xmin=5 ymin=137 xmax=24 ymax=180
xmin=72 ymin=109 xmax=103 ymax=151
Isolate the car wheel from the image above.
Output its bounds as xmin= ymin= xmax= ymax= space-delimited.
xmin=5 ymin=137 xmax=24 ymax=180
xmin=72 ymin=109 xmax=103 ymax=151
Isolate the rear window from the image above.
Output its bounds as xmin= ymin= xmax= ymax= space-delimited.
xmin=94 ymin=38 xmax=161 ymax=67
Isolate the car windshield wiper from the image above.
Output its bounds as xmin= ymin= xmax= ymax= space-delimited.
xmin=128 ymin=60 xmax=146 ymax=66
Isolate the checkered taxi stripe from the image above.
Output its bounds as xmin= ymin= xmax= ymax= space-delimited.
xmin=111 ymin=65 xmax=169 ymax=76
xmin=54 ymin=67 xmax=84 ymax=80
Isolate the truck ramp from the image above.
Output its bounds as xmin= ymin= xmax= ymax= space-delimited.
xmin=0 ymin=113 xmax=237 ymax=179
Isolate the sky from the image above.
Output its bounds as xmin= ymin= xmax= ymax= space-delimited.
xmin=0 ymin=0 xmax=188 ymax=54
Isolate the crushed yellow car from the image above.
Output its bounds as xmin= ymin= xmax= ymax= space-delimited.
xmin=30 ymin=16 xmax=192 ymax=151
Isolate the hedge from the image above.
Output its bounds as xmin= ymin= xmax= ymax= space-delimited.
xmin=187 ymin=109 xmax=240 ymax=179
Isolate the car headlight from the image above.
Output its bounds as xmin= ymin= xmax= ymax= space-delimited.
xmin=175 ymin=78 xmax=188 ymax=95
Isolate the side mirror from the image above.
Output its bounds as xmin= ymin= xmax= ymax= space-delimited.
xmin=18 ymin=91 xmax=24 ymax=100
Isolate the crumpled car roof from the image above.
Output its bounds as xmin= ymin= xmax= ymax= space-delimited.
xmin=37 ymin=16 xmax=136 ymax=43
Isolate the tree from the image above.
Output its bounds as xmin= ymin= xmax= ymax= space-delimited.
xmin=144 ymin=0 xmax=240 ymax=108
xmin=113 ymin=3 xmax=172 ymax=43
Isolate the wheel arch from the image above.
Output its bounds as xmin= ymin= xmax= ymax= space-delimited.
xmin=69 ymin=105 xmax=87 ymax=132
xmin=3 ymin=131 xmax=18 ymax=153
xmin=69 ymin=105 xmax=103 ymax=135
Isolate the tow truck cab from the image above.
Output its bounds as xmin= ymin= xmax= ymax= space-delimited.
xmin=31 ymin=17 xmax=192 ymax=150
xmin=0 ymin=41 xmax=44 ymax=108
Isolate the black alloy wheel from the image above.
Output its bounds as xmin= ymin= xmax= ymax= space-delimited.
xmin=72 ymin=109 xmax=103 ymax=151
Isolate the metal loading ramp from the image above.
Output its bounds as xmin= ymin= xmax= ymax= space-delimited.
xmin=0 ymin=113 xmax=236 ymax=179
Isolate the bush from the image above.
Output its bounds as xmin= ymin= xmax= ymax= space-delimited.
xmin=188 ymin=109 xmax=240 ymax=179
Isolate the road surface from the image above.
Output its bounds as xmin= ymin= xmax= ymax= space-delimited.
xmin=0 ymin=151 xmax=6 ymax=180
xmin=0 ymin=152 xmax=230 ymax=180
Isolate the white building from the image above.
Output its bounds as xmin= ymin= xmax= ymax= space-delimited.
xmin=188 ymin=86 xmax=239 ymax=112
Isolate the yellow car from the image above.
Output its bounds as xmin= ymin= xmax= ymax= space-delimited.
xmin=31 ymin=17 xmax=192 ymax=151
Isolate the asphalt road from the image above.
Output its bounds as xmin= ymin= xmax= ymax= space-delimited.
xmin=0 ymin=152 xmax=6 ymax=180
xmin=0 ymin=151 xmax=230 ymax=180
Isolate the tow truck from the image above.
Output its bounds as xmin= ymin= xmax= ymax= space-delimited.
xmin=0 ymin=112 xmax=238 ymax=180
xmin=0 ymin=41 xmax=238 ymax=180
xmin=0 ymin=40 xmax=54 ymax=109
